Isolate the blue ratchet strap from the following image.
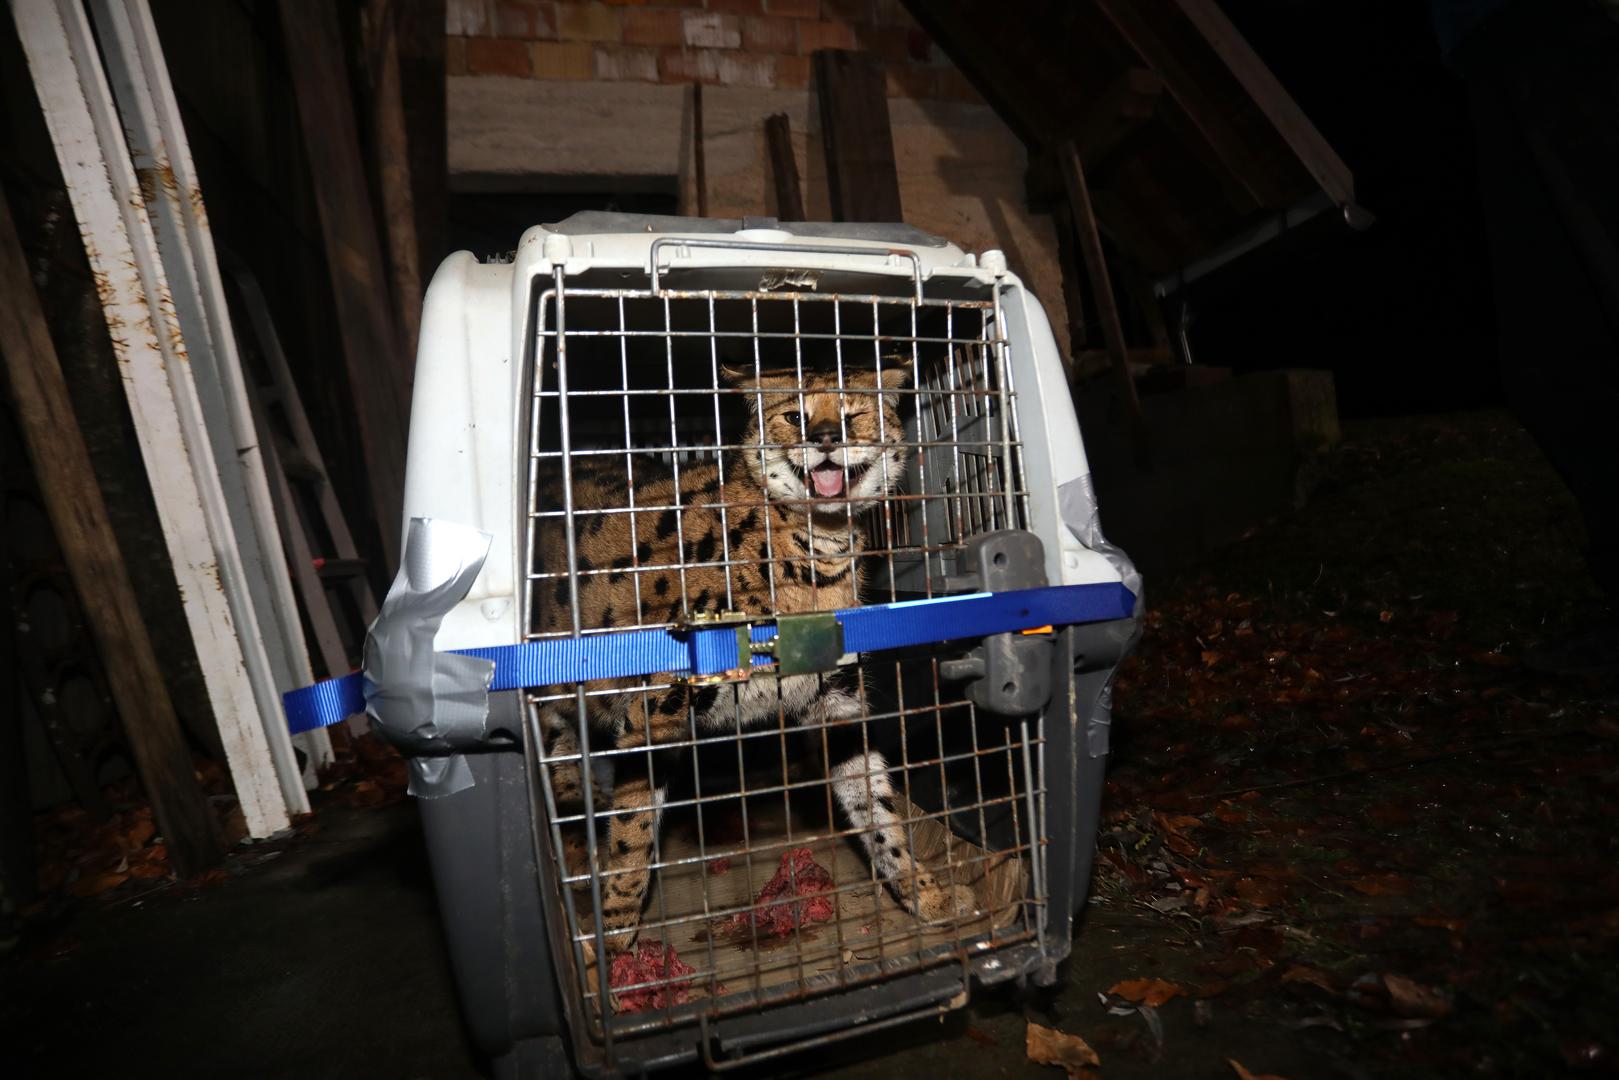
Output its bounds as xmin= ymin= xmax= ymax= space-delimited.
xmin=282 ymin=581 xmax=1135 ymax=735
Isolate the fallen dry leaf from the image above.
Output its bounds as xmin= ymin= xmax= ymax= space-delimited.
xmin=1229 ymin=1059 xmax=1290 ymax=1080
xmin=1383 ymin=974 xmax=1453 ymax=1018
xmin=1153 ymin=811 xmax=1204 ymax=838
xmin=1107 ymin=976 xmax=1184 ymax=1007
xmin=1235 ymin=877 xmax=1287 ymax=906
xmin=221 ymin=806 xmax=249 ymax=847
xmin=124 ymin=818 xmax=156 ymax=850
xmin=66 ymin=870 xmax=128 ymax=898
xmin=1348 ymin=873 xmax=1412 ymax=897
xmin=1026 ymin=1021 xmax=1099 ymax=1076
xmin=1279 ymin=965 xmax=1337 ymax=994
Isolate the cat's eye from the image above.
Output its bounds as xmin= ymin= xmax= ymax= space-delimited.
xmin=782 ymin=411 xmax=803 ymax=429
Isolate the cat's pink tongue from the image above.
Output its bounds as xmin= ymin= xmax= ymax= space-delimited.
xmin=810 ymin=467 xmax=845 ymax=497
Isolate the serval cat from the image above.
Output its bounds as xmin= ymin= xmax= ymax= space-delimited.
xmin=532 ymin=361 xmax=975 ymax=965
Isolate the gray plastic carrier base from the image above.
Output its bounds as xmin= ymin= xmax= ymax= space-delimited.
xmin=415 ymin=615 xmax=1132 ymax=1077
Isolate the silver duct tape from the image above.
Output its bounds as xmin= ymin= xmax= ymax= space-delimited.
xmin=1058 ymin=474 xmax=1143 ymax=759
xmin=362 ymin=517 xmax=496 ymax=798
xmin=1057 ymin=473 xmax=1144 ymax=609
xmin=1087 ymin=680 xmax=1115 ymax=758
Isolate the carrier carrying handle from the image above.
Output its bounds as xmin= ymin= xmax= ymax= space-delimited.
xmin=647 ymin=235 xmax=926 ymax=302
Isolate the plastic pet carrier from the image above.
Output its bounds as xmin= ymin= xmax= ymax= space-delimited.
xmin=395 ymin=214 xmax=1140 ymax=1076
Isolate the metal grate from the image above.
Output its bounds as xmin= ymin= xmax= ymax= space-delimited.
xmin=519 ymin=269 xmax=1044 ymax=1057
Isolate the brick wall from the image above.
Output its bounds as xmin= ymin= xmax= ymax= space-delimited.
xmin=446 ymin=0 xmax=983 ymax=103
xmin=443 ymin=0 xmax=1072 ymax=342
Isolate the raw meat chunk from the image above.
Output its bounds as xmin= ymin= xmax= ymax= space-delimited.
xmin=608 ymin=940 xmax=696 ymax=1014
xmin=725 ymin=847 xmax=836 ymax=938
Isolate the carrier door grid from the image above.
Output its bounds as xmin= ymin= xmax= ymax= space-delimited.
xmin=521 ymin=270 xmax=1044 ymax=1038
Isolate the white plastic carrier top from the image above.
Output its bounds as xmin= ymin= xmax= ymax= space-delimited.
xmin=401 ymin=214 xmax=1127 ymax=652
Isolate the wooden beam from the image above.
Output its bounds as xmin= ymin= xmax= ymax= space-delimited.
xmin=0 ymin=187 xmax=224 ymax=877
xmin=278 ymin=0 xmax=408 ymax=568
xmin=1027 ymin=66 xmax=1164 ymax=209
xmin=765 ymin=113 xmax=805 ymax=222
xmin=1060 ymin=142 xmax=1143 ymax=424
xmin=692 ymin=82 xmax=708 ymax=218
xmin=899 ymin=0 xmax=1042 ymax=146
xmin=363 ymin=0 xmax=423 ymax=360
xmin=1173 ymin=0 xmax=1355 ymax=209
xmin=1077 ymin=67 xmax=1165 ymax=166
xmin=1091 ymin=0 xmax=1287 ymax=212
xmin=395 ymin=0 xmax=448 ymax=275
xmin=814 ymin=50 xmax=903 ymax=223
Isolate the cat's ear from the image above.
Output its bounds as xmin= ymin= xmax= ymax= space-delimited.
xmin=850 ymin=360 xmax=911 ymax=390
xmin=721 ymin=365 xmax=798 ymax=391
xmin=877 ymin=364 xmax=910 ymax=389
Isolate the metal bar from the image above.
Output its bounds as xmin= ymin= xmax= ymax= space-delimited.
xmin=15 ymin=0 xmax=292 ymax=836
xmin=519 ymin=270 xmax=1048 ymax=1045
xmin=1151 ymin=188 xmax=1341 ymax=299
xmin=700 ymin=993 xmax=967 ymax=1071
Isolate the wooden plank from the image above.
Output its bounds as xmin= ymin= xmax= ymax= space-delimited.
xmin=1060 ymin=142 xmax=1143 ymax=424
xmin=363 ymin=0 xmax=423 ymax=359
xmin=396 ymin=0 xmax=447 ymax=276
xmin=17 ymin=0 xmax=293 ymax=840
xmin=765 ymin=113 xmax=805 ymax=222
xmin=1091 ymin=0 xmax=1287 ymax=211
xmin=1050 ymin=201 xmax=1090 ymax=383
xmin=692 ymin=82 xmax=708 ymax=218
xmin=0 ymin=186 xmax=224 ymax=876
xmin=813 ymin=50 xmax=903 ymax=223
xmin=278 ymin=0 xmax=409 ymax=569
xmin=1173 ymin=0 xmax=1355 ymax=208
xmin=93 ymin=0 xmax=325 ymax=803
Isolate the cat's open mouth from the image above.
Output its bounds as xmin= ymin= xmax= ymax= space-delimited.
xmin=800 ymin=460 xmax=870 ymax=499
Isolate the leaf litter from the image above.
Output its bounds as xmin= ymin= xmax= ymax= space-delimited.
xmin=1090 ymin=416 xmax=1619 ymax=1075
xmin=1026 ymin=1021 xmax=1100 ymax=1076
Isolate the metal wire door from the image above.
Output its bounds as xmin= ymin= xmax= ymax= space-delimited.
xmin=520 ymin=264 xmax=1048 ymax=1052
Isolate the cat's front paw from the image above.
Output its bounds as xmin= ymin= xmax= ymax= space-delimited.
xmin=917 ymin=880 xmax=977 ymax=922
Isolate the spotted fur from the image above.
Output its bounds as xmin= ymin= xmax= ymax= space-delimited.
xmin=533 ymin=363 xmax=974 ymax=962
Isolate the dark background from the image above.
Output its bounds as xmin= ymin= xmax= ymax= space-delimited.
xmin=1180 ymin=0 xmax=1501 ymax=417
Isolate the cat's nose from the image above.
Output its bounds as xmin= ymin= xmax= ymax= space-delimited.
xmin=809 ymin=420 xmax=841 ymax=449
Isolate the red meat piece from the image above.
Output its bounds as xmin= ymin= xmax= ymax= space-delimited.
xmin=708 ymin=857 xmax=731 ymax=876
xmin=726 ymin=847 xmax=836 ymax=938
xmin=608 ymin=940 xmax=696 ymax=1014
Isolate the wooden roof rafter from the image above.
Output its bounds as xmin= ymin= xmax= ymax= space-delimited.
xmin=905 ymin=0 xmax=1361 ymax=280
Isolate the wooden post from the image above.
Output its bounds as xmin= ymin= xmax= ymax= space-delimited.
xmin=692 ymin=82 xmax=708 ymax=218
xmin=1172 ymin=0 xmax=1355 ymax=210
xmin=279 ymin=0 xmax=410 ymax=569
xmin=1059 ymin=141 xmax=1144 ymax=427
xmin=814 ymin=50 xmax=903 ymax=222
xmin=363 ymin=0 xmax=423 ymax=360
xmin=395 ymin=0 xmax=448 ymax=276
xmin=0 ymin=188 xmax=223 ymax=876
xmin=765 ymin=113 xmax=805 ymax=222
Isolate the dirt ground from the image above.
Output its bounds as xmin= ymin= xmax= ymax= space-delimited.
xmin=5 ymin=411 xmax=1616 ymax=1078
